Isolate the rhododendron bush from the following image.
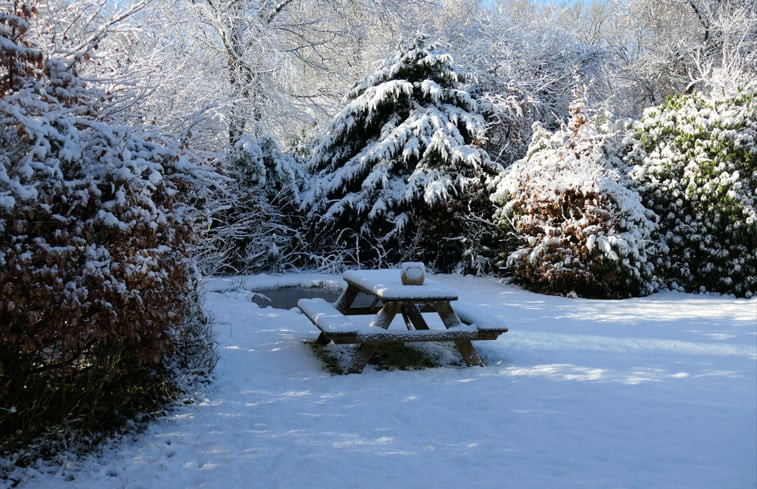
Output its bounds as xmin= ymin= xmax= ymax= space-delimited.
xmin=492 ymin=99 xmax=658 ymax=298
xmin=625 ymin=86 xmax=757 ymax=297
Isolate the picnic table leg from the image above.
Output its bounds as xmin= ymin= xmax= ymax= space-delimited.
xmin=453 ymin=339 xmax=484 ymax=367
xmin=370 ymin=302 xmax=398 ymax=329
xmin=435 ymin=302 xmax=484 ymax=367
xmin=402 ymin=303 xmax=430 ymax=330
xmin=315 ymin=332 xmax=331 ymax=346
xmin=345 ymin=302 xmax=399 ymax=373
xmin=335 ymin=285 xmax=359 ymax=313
xmin=400 ymin=308 xmax=414 ymax=330
xmin=347 ymin=344 xmax=378 ymax=374
xmin=435 ymin=302 xmax=462 ymax=328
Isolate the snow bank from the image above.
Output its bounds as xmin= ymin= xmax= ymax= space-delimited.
xmin=6 ymin=273 xmax=755 ymax=489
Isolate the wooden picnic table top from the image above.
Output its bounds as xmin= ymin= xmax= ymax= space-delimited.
xmin=341 ymin=269 xmax=458 ymax=302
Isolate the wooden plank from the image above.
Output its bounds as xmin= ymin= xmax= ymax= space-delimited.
xmin=454 ymin=339 xmax=484 ymax=367
xmin=400 ymin=309 xmax=414 ymax=330
xmin=323 ymin=333 xmax=359 ymax=344
xmin=321 ymin=328 xmax=477 ymax=345
xmin=435 ymin=301 xmax=484 ymax=367
xmin=473 ymin=331 xmax=506 ymax=341
xmin=341 ymin=306 xmax=382 ymax=315
xmin=315 ymin=332 xmax=331 ymax=346
xmin=345 ymin=302 xmax=435 ymax=316
xmin=369 ymin=302 xmax=398 ymax=329
xmin=298 ymin=298 xmax=360 ymax=333
xmin=347 ymin=344 xmax=378 ymax=374
xmin=435 ymin=302 xmax=463 ymax=329
xmin=355 ymin=327 xmax=477 ymax=343
xmin=454 ymin=303 xmax=509 ymax=333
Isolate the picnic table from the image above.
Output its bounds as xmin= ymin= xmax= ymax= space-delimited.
xmin=298 ymin=269 xmax=508 ymax=374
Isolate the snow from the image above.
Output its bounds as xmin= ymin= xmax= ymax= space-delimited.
xmin=342 ymin=269 xmax=458 ymax=300
xmin=297 ymin=298 xmax=361 ymax=333
xmin=492 ymin=112 xmax=659 ymax=297
xmin=304 ymin=36 xmax=500 ymax=259
xmin=7 ymin=272 xmax=757 ymax=489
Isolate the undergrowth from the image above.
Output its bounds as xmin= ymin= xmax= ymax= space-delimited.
xmin=307 ymin=340 xmax=460 ymax=374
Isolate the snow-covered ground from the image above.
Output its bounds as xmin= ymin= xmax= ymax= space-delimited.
xmin=7 ymin=273 xmax=757 ymax=489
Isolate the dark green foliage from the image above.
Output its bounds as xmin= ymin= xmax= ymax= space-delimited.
xmin=200 ymin=134 xmax=306 ymax=275
xmin=626 ymin=86 xmax=757 ymax=296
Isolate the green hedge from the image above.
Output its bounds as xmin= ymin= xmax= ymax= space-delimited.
xmin=625 ymin=86 xmax=757 ymax=296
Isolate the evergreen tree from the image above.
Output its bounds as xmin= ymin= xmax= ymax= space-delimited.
xmin=197 ymin=133 xmax=306 ymax=275
xmin=304 ymin=35 xmax=503 ymax=271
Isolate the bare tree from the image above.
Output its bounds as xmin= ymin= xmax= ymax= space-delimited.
xmin=446 ymin=0 xmax=607 ymax=165
xmin=595 ymin=0 xmax=756 ymax=115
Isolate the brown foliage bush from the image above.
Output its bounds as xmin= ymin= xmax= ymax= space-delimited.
xmin=0 ymin=2 xmax=205 ymax=455
xmin=492 ymin=101 xmax=658 ymax=298
xmin=499 ymin=187 xmax=642 ymax=297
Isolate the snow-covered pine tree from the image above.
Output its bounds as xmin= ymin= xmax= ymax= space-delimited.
xmin=491 ymin=94 xmax=658 ymax=298
xmin=304 ymin=35 xmax=503 ymax=271
xmin=232 ymin=134 xmax=302 ymax=209
xmin=625 ymin=84 xmax=757 ymax=297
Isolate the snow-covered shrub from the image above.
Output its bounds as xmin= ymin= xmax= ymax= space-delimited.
xmin=492 ymin=98 xmax=658 ymax=298
xmin=625 ymin=86 xmax=757 ymax=296
xmin=304 ymin=35 xmax=503 ymax=272
xmin=198 ymin=134 xmax=306 ymax=274
xmin=0 ymin=3 xmax=208 ymax=453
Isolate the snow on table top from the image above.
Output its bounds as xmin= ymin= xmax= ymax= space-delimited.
xmin=342 ymin=269 xmax=458 ymax=301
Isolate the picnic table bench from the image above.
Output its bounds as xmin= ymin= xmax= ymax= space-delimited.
xmin=298 ymin=268 xmax=508 ymax=373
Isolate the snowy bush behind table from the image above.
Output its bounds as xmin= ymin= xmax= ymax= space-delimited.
xmin=492 ymin=95 xmax=658 ymax=298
